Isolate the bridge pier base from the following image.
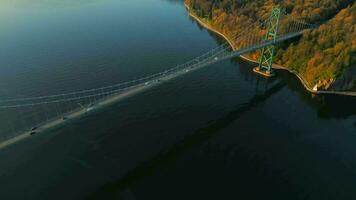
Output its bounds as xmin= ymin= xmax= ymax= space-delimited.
xmin=253 ymin=67 xmax=275 ymax=77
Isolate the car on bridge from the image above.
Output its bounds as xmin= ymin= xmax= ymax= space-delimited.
xmin=30 ymin=131 xmax=37 ymax=136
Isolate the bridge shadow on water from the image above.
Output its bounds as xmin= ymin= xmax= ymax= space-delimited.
xmin=85 ymin=79 xmax=287 ymax=199
xmin=81 ymin=5 xmax=356 ymax=199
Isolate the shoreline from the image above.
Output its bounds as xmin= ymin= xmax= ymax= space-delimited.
xmin=185 ymin=3 xmax=356 ymax=97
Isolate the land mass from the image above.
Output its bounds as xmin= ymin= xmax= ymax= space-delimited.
xmin=185 ymin=0 xmax=356 ymax=93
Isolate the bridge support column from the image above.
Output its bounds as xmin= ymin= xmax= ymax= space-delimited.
xmin=254 ymin=7 xmax=281 ymax=77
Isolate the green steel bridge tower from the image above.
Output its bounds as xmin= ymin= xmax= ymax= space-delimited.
xmin=254 ymin=7 xmax=282 ymax=77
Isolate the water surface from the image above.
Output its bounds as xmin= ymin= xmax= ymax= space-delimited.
xmin=0 ymin=0 xmax=355 ymax=199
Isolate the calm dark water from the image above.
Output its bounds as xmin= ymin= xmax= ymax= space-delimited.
xmin=0 ymin=0 xmax=356 ymax=199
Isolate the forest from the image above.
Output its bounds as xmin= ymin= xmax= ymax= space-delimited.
xmin=185 ymin=0 xmax=356 ymax=91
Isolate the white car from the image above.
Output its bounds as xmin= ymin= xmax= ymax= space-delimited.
xmin=214 ymin=57 xmax=219 ymax=61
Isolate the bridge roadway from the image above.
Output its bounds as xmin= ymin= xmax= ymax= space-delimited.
xmin=0 ymin=31 xmax=307 ymax=150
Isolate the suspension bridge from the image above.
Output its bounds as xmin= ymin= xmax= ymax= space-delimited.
xmin=0 ymin=7 xmax=316 ymax=148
